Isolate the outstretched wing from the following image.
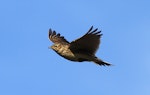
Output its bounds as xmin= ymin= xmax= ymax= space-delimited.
xmin=70 ymin=26 xmax=102 ymax=54
xmin=49 ymin=29 xmax=69 ymax=44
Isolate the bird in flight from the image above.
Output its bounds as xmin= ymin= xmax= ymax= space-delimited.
xmin=48 ymin=26 xmax=111 ymax=66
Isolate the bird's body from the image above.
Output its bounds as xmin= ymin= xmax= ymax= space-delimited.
xmin=48 ymin=26 xmax=111 ymax=66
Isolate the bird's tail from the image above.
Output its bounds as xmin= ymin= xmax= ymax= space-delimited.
xmin=93 ymin=57 xmax=111 ymax=66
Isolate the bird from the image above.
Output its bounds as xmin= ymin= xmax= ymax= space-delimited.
xmin=48 ymin=26 xmax=111 ymax=66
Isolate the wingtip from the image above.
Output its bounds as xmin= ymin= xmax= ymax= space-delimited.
xmin=48 ymin=29 xmax=52 ymax=38
xmin=87 ymin=26 xmax=102 ymax=36
xmin=48 ymin=29 xmax=57 ymax=40
xmin=49 ymin=29 xmax=53 ymax=33
xmin=87 ymin=26 xmax=94 ymax=33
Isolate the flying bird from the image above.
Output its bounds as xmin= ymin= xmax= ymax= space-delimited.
xmin=48 ymin=26 xmax=111 ymax=66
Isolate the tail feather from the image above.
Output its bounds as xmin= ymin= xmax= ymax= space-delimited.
xmin=93 ymin=58 xmax=111 ymax=66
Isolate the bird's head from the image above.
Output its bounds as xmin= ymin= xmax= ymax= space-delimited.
xmin=49 ymin=43 xmax=61 ymax=52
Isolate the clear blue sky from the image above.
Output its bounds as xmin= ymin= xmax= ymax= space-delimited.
xmin=0 ymin=0 xmax=150 ymax=95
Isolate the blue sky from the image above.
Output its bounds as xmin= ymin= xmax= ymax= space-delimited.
xmin=0 ymin=0 xmax=150 ymax=95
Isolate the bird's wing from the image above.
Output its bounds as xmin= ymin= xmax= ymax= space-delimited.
xmin=49 ymin=29 xmax=69 ymax=44
xmin=70 ymin=26 xmax=102 ymax=54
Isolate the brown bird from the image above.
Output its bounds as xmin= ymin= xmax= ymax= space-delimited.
xmin=48 ymin=26 xmax=111 ymax=66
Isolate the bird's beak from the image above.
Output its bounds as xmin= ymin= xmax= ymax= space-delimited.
xmin=48 ymin=46 xmax=51 ymax=49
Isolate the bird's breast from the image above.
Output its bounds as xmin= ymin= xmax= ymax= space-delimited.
xmin=54 ymin=45 xmax=78 ymax=61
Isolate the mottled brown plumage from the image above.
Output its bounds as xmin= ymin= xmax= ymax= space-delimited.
xmin=48 ymin=26 xmax=111 ymax=66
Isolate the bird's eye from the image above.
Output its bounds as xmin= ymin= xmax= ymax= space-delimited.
xmin=54 ymin=44 xmax=58 ymax=47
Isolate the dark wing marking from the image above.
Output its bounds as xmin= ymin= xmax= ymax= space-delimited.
xmin=49 ymin=29 xmax=69 ymax=44
xmin=70 ymin=26 xmax=102 ymax=54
